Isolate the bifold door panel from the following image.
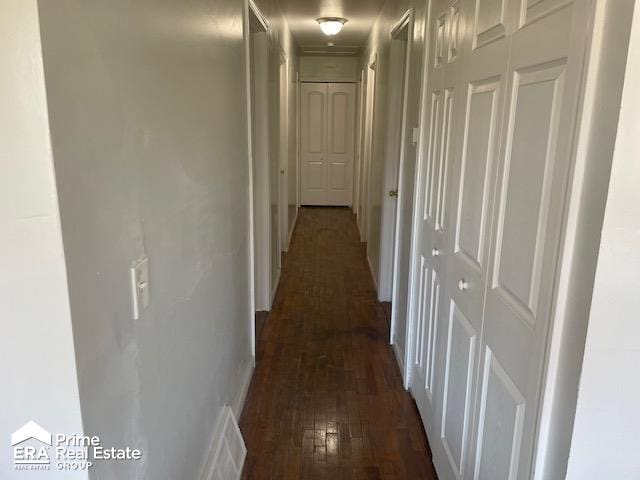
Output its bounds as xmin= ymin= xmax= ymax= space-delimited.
xmin=408 ymin=0 xmax=591 ymax=479
xmin=300 ymin=83 xmax=356 ymax=206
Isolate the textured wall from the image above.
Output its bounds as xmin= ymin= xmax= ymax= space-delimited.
xmin=36 ymin=0 xmax=293 ymax=477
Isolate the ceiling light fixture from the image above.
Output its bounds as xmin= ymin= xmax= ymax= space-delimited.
xmin=317 ymin=17 xmax=347 ymax=36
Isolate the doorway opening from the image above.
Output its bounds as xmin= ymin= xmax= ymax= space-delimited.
xmin=352 ymin=70 xmax=367 ymax=217
xmin=356 ymin=57 xmax=378 ymax=246
xmin=245 ymin=0 xmax=270 ymax=352
xmin=279 ymin=52 xmax=290 ymax=254
xmin=377 ymin=10 xmax=414 ymax=346
xmin=385 ymin=11 xmax=415 ymax=358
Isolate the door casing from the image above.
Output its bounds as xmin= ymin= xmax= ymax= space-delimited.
xmin=279 ymin=52 xmax=289 ymax=252
xmin=244 ymin=0 xmax=270 ymax=336
xmin=357 ymin=57 xmax=378 ymax=244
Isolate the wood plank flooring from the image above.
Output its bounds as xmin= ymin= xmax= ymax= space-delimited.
xmin=240 ymin=207 xmax=438 ymax=480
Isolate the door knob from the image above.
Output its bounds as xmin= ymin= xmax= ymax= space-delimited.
xmin=280 ymin=169 xmax=285 ymax=174
xmin=389 ymin=190 xmax=398 ymax=198
xmin=432 ymin=248 xmax=441 ymax=257
xmin=458 ymin=279 xmax=469 ymax=291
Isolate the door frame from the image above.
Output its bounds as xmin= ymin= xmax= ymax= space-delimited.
xmin=243 ymin=0 xmax=270 ymax=357
xmin=286 ymin=68 xmax=299 ymax=247
xmin=279 ymin=50 xmax=289 ymax=252
xmin=388 ymin=9 xmax=416 ymax=356
xmin=296 ymin=78 xmax=303 ymax=210
xmin=353 ymin=70 xmax=367 ymax=215
xmin=379 ymin=9 xmax=414 ymax=306
xmin=358 ymin=55 xmax=378 ymax=244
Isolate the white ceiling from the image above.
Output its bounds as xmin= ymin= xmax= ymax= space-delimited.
xmin=279 ymin=0 xmax=386 ymax=55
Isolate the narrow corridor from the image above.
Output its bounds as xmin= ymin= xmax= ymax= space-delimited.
xmin=240 ymin=207 xmax=438 ymax=479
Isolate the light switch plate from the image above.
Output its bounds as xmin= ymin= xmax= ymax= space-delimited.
xmin=130 ymin=257 xmax=150 ymax=320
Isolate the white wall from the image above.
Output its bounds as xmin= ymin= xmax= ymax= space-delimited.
xmin=36 ymin=0 xmax=256 ymax=478
xmin=360 ymin=0 xmax=428 ymax=361
xmin=566 ymin=3 xmax=640 ymax=478
xmin=299 ymin=56 xmax=359 ymax=82
xmin=0 ymin=1 xmax=86 ymax=478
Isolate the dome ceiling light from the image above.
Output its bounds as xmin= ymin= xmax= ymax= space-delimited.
xmin=317 ymin=17 xmax=347 ymax=36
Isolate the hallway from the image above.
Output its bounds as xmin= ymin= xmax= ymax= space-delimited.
xmin=4 ymin=1 xmax=640 ymax=479
xmin=240 ymin=208 xmax=438 ymax=479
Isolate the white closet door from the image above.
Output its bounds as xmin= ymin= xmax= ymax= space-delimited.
xmin=300 ymin=83 xmax=355 ymax=205
xmin=408 ymin=0 xmax=592 ymax=479
xmin=300 ymin=83 xmax=328 ymax=205
xmin=433 ymin=1 xmax=510 ymax=478
xmin=469 ymin=2 xmax=590 ymax=478
xmin=326 ymin=83 xmax=356 ymax=205
xmin=410 ymin=0 xmax=465 ymax=447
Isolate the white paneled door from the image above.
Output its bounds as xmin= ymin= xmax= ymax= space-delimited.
xmin=300 ymin=83 xmax=356 ymax=206
xmin=408 ymin=0 xmax=591 ymax=479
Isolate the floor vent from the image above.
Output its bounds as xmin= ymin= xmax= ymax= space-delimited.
xmin=209 ymin=406 xmax=247 ymax=480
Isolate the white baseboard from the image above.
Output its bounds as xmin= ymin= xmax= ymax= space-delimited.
xmin=286 ymin=210 xmax=298 ymax=249
xmin=270 ymin=269 xmax=281 ymax=308
xmin=232 ymin=357 xmax=255 ymax=419
xmin=392 ymin=342 xmax=407 ymax=388
xmin=367 ymin=254 xmax=378 ymax=293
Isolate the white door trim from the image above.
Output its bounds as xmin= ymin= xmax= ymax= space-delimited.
xmin=390 ymin=7 xmax=413 ymax=38
xmin=296 ymin=71 xmax=301 ymax=209
xmin=380 ymin=9 xmax=414 ymax=308
xmin=245 ymin=1 xmax=271 ymax=319
xmin=279 ymin=50 xmax=289 ymax=251
xmin=242 ymin=0 xmax=256 ymax=360
xmin=353 ymin=71 xmax=366 ymax=216
xmin=359 ymin=55 xmax=378 ymax=243
xmin=248 ymin=0 xmax=268 ymax=31
xmin=243 ymin=0 xmax=270 ymax=357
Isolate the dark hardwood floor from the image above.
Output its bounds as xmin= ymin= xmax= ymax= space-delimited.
xmin=240 ymin=207 xmax=438 ymax=480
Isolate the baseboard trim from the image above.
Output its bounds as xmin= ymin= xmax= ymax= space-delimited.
xmin=392 ymin=342 xmax=406 ymax=388
xmin=232 ymin=357 xmax=255 ymax=419
xmin=270 ymin=269 xmax=281 ymax=308
xmin=286 ymin=210 xmax=299 ymax=250
xmin=367 ymin=254 xmax=378 ymax=294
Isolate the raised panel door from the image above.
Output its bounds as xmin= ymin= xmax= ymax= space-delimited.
xmin=300 ymin=83 xmax=328 ymax=205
